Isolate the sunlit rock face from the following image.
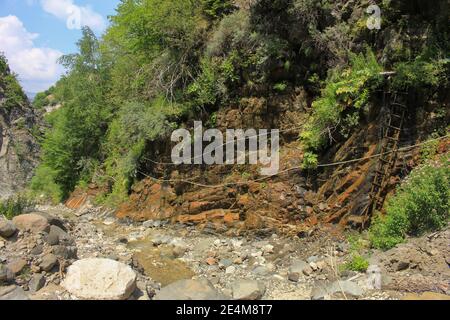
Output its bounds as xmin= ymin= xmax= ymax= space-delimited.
xmin=0 ymin=62 xmax=40 ymax=200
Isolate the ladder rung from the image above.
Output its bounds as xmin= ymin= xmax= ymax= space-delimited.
xmin=391 ymin=102 xmax=407 ymax=108
xmin=372 ymin=182 xmax=382 ymax=188
xmin=388 ymin=125 xmax=402 ymax=131
xmin=385 ymin=137 xmax=399 ymax=143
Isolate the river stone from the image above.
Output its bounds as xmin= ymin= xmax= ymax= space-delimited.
xmin=311 ymin=280 xmax=364 ymax=300
xmin=0 ymin=218 xmax=17 ymax=238
xmin=0 ymin=265 xmax=14 ymax=283
xmin=45 ymin=225 xmax=74 ymax=246
xmin=154 ymin=279 xmax=227 ymax=300
xmin=12 ymin=214 xmax=50 ymax=233
xmin=7 ymin=258 xmax=27 ymax=274
xmin=0 ymin=285 xmax=29 ymax=300
xmin=30 ymin=244 xmax=44 ymax=256
xmin=62 ymin=258 xmax=137 ymax=300
xmin=232 ymin=280 xmax=266 ymax=300
xmin=34 ymin=212 xmax=67 ymax=231
xmin=29 ymin=274 xmax=46 ymax=293
xmin=40 ymin=254 xmax=58 ymax=272
xmin=288 ymin=259 xmax=309 ymax=281
xmin=52 ymin=245 xmax=77 ymax=260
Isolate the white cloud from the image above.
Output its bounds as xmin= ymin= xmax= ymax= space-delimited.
xmin=40 ymin=0 xmax=106 ymax=32
xmin=0 ymin=15 xmax=64 ymax=92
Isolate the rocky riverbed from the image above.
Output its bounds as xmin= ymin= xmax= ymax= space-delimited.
xmin=1 ymin=204 xmax=449 ymax=300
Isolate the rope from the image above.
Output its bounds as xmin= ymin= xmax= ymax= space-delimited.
xmin=136 ymin=134 xmax=449 ymax=189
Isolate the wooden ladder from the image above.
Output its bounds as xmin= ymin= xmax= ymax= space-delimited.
xmin=361 ymin=91 xmax=407 ymax=228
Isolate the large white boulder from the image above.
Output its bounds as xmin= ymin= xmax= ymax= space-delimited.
xmin=62 ymin=258 xmax=137 ymax=300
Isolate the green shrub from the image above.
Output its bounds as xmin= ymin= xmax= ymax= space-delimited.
xmin=301 ymin=152 xmax=318 ymax=169
xmin=392 ymin=57 xmax=449 ymax=90
xmin=419 ymin=133 xmax=440 ymax=162
xmin=0 ymin=195 xmax=33 ymax=220
xmin=341 ymin=254 xmax=370 ymax=273
xmin=187 ymin=58 xmax=222 ymax=108
xmin=101 ymin=98 xmax=182 ymax=205
xmin=370 ymin=157 xmax=450 ymax=250
xmin=0 ymin=54 xmax=27 ymax=110
xmin=301 ymin=48 xmax=383 ymax=153
xmin=202 ymin=0 xmax=235 ymax=20
xmin=30 ymin=165 xmax=63 ymax=203
xmin=32 ymin=86 xmax=57 ymax=109
xmin=273 ymin=82 xmax=287 ymax=92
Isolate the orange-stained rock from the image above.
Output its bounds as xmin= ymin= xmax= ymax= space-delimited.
xmin=237 ymin=194 xmax=251 ymax=207
xmin=224 ymin=212 xmax=240 ymax=224
xmin=65 ymin=194 xmax=88 ymax=210
xmin=205 ymin=257 xmax=217 ymax=266
xmin=243 ymin=212 xmax=264 ymax=230
xmin=176 ymin=209 xmax=238 ymax=225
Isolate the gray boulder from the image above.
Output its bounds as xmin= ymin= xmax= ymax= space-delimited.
xmin=34 ymin=212 xmax=67 ymax=231
xmin=311 ymin=280 xmax=364 ymax=300
xmin=0 ymin=218 xmax=17 ymax=238
xmin=231 ymin=280 xmax=266 ymax=300
xmin=154 ymin=279 xmax=228 ymax=300
xmin=0 ymin=285 xmax=29 ymax=300
xmin=40 ymin=254 xmax=58 ymax=272
xmin=0 ymin=264 xmax=14 ymax=284
xmin=52 ymin=245 xmax=77 ymax=260
xmin=288 ymin=259 xmax=310 ymax=281
xmin=45 ymin=225 xmax=74 ymax=246
xmin=29 ymin=273 xmax=46 ymax=293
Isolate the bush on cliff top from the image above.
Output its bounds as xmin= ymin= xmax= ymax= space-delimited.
xmin=370 ymin=156 xmax=450 ymax=250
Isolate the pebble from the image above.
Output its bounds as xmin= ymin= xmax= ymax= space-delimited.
xmin=205 ymin=257 xmax=217 ymax=266
xmin=225 ymin=266 xmax=236 ymax=274
xmin=219 ymin=259 xmax=233 ymax=269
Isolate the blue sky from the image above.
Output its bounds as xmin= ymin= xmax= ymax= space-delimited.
xmin=0 ymin=0 xmax=120 ymax=92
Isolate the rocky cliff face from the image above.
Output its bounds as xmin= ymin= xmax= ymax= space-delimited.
xmin=0 ymin=59 xmax=40 ymax=200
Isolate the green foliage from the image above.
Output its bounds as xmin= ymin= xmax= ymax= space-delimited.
xmin=202 ymin=0 xmax=236 ymax=20
xmin=30 ymin=165 xmax=63 ymax=203
xmin=33 ymin=27 xmax=111 ymax=200
xmin=419 ymin=133 xmax=441 ymax=162
xmin=32 ymin=86 xmax=57 ymax=109
xmin=105 ymin=0 xmax=206 ymax=100
xmin=0 ymin=195 xmax=33 ymax=220
xmin=273 ymin=82 xmax=287 ymax=92
xmin=187 ymin=58 xmax=222 ymax=108
xmin=340 ymin=234 xmax=370 ymax=272
xmin=300 ymin=49 xmax=383 ymax=153
xmin=341 ymin=255 xmax=369 ymax=273
xmin=370 ymin=157 xmax=450 ymax=250
xmin=0 ymin=54 xmax=27 ymax=110
xmin=301 ymin=152 xmax=318 ymax=169
xmin=392 ymin=57 xmax=449 ymax=90
xmin=102 ymin=98 xmax=182 ymax=205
